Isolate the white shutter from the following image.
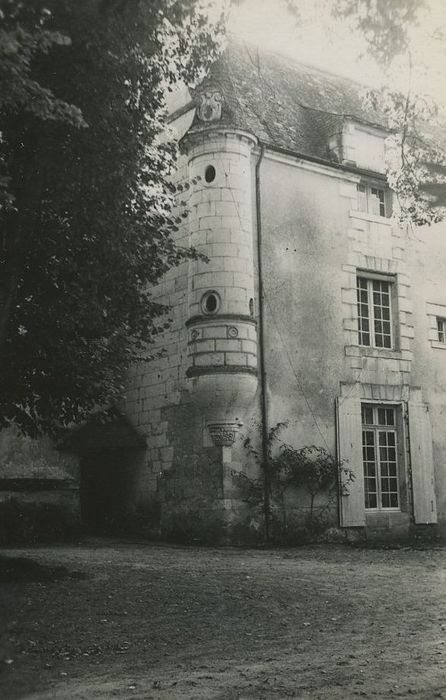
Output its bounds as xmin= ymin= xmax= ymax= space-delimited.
xmin=408 ymin=401 xmax=437 ymax=524
xmin=336 ymin=396 xmax=365 ymax=526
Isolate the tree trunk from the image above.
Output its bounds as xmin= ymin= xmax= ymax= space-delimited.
xmin=309 ymin=492 xmax=315 ymax=526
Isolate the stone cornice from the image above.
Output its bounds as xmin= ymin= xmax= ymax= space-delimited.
xmin=186 ymin=314 xmax=257 ymax=328
xmin=254 ymin=143 xmax=388 ymax=183
xmin=181 ymin=126 xmax=258 ymax=154
xmin=186 ymin=365 xmax=258 ymax=378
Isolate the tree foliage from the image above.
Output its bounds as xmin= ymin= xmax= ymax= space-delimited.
xmin=365 ymin=86 xmax=446 ymax=226
xmin=0 ymin=0 xmax=221 ymax=435
xmin=333 ymin=0 xmax=426 ymax=63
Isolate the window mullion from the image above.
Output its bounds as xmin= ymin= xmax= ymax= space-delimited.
xmin=376 ymin=427 xmax=383 ymax=508
xmin=368 ymin=280 xmax=376 ymax=347
xmin=388 ymin=289 xmax=394 ymax=349
xmin=372 ymin=407 xmax=381 ymax=507
xmin=373 ymin=427 xmax=380 ymax=507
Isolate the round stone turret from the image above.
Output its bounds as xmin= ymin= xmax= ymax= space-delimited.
xmin=182 ymin=125 xmax=259 ymax=445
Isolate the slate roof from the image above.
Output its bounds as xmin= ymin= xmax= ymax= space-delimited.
xmin=189 ymin=38 xmax=387 ymax=160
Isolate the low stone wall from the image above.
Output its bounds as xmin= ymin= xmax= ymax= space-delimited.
xmin=0 ymin=481 xmax=80 ymax=544
xmin=0 ymin=478 xmax=80 ymax=519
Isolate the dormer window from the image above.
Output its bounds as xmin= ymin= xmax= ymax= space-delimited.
xmin=342 ymin=121 xmax=387 ymax=174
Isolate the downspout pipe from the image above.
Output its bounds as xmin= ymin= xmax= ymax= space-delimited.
xmin=255 ymin=143 xmax=270 ymax=542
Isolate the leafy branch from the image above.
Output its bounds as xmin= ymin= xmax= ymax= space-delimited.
xmin=234 ymin=422 xmax=355 ymax=541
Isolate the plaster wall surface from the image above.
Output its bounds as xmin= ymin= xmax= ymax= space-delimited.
xmin=0 ymin=425 xmax=78 ymax=480
xmin=259 ymin=152 xmax=446 ymax=533
xmin=405 ymin=224 xmax=446 ymax=527
xmin=259 ymin=156 xmax=349 ymax=451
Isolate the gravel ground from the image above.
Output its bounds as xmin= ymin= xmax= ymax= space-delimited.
xmin=0 ymin=540 xmax=446 ymax=699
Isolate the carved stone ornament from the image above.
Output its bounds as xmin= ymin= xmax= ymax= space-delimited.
xmin=207 ymin=421 xmax=242 ymax=447
xmin=197 ymin=90 xmax=223 ymax=122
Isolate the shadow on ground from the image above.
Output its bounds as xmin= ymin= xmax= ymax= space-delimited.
xmin=0 ymin=555 xmax=88 ymax=584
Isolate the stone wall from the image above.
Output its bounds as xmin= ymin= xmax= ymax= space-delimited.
xmin=122 ymin=151 xmax=191 ymax=509
xmin=0 ymin=425 xmax=80 ymax=536
xmin=121 ymin=125 xmax=262 ymax=540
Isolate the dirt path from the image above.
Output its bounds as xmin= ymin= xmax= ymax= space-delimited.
xmin=0 ymin=541 xmax=446 ymax=699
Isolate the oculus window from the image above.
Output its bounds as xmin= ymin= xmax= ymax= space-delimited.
xmin=201 ymin=290 xmax=220 ymax=315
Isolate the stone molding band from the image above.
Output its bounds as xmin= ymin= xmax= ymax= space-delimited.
xmin=182 ymin=127 xmax=258 ymax=154
xmin=186 ymin=314 xmax=257 ymax=328
xmin=186 ymin=365 xmax=258 ymax=378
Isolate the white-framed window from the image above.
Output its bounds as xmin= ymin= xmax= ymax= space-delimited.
xmin=426 ymin=303 xmax=446 ymax=350
xmin=338 ymin=392 xmax=437 ymax=527
xmin=437 ymin=317 xmax=446 ymax=344
xmin=356 ymin=275 xmax=393 ymax=349
xmin=361 ymin=404 xmax=399 ymax=510
xmin=357 ymin=182 xmax=387 ymax=217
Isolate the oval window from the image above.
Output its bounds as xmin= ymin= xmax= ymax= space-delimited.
xmin=201 ymin=290 xmax=220 ymax=315
xmin=205 ymin=165 xmax=216 ymax=183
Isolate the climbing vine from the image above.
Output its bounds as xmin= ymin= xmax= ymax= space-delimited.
xmin=234 ymin=422 xmax=355 ymax=542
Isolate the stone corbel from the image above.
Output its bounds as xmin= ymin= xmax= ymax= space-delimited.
xmin=207 ymin=421 xmax=242 ymax=448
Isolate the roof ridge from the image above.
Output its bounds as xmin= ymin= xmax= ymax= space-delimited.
xmin=222 ymin=35 xmax=386 ymax=127
xmin=225 ymin=32 xmax=369 ymax=92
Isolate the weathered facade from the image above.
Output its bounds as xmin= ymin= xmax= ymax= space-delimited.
xmin=5 ymin=41 xmax=444 ymax=542
xmin=116 ymin=41 xmax=446 ymax=542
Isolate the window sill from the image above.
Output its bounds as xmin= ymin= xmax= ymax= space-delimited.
xmin=349 ymin=209 xmax=392 ymax=226
xmin=430 ymin=340 xmax=446 ymax=350
xmin=365 ymin=508 xmax=401 ymax=513
xmin=345 ymin=345 xmax=404 ymax=361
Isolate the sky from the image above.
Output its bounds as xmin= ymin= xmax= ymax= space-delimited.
xmin=225 ymin=0 xmax=446 ymax=104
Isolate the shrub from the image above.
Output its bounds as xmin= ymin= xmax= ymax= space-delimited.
xmin=161 ymin=502 xmax=225 ymax=545
xmin=234 ymin=423 xmax=355 ymax=543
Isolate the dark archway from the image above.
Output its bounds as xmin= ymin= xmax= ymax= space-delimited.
xmin=61 ymin=410 xmax=147 ymax=534
xmin=80 ymin=448 xmax=136 ymax=534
